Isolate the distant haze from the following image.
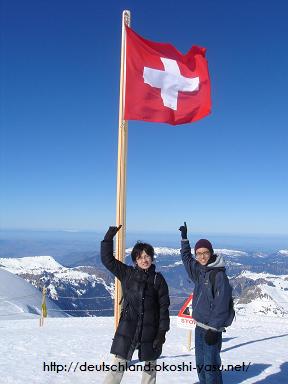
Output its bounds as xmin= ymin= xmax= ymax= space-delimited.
xmin=1 ymin=230 xmax=288 ymax=258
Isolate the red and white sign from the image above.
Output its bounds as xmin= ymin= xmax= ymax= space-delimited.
xmin=177 ymin=294 xmax=197 ymax=330
xmin=124 ymin=26 xmax=211 ymax=125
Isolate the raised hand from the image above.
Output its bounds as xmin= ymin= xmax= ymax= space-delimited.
xmin=104 ymin=225 xmax=122 ymax=241
xmin=178 ymin=221 xmax=188 ymax=239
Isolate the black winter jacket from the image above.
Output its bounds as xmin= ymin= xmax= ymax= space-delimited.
xmin=101 ymin=240 xmax=170 ymax=361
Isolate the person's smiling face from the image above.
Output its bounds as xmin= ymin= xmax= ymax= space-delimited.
xmin=195 ymin=247 xmax=211 ymax=266
xmin=136 ymin=250 xmax=152 ymax=270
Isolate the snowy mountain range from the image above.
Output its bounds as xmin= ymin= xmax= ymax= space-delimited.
xmin=125 ymin=247 xmax=249 ymax=258
xmin=1 ymin=248 xmax=288 ymax=319
xmin=231 ymin=270 xmax=288 ymax=317
xmin=278 ymin=249 xmax=288 ymax=256
xmin=0 ymin=267 xmax=66 ymax=320
xmin=0 ymin=256 xmax=114 ymax=317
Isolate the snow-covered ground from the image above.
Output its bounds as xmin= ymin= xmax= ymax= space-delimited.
xmin=1 ymin=315 xmax=287 ymax=384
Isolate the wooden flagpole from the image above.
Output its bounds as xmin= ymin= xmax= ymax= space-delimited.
xmin=115 ymin=10 xmax=131 ymax=330
xmin=39 ymin=287 xmax=47 ymax=327
xmin=187 ymin=330 xmax=192 ymax=351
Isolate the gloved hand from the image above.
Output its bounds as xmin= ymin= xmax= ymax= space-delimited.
xmin=153 ymin=330 xmax=166 ymax=350
xmin=204 ymin=329 xmax=220 ymax=345
xmin=178 ymin=221 xmax=188 ymax=239
xmin=104 ymin=225 xmax=122 ymax=241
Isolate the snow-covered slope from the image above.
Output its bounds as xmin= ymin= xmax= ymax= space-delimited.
xmin=0 ymin=256 xmax=110 ymax=285
xmin=0 ymin=256 xmax=114 ymax=316
xmin=239 ymin=270 xmax=287 ymax=282
xmin=0 ymin=256 xmax=113 ymax=296
xmin=0 ymin=315 xmax=287 ymax=383
xmin=278 ymin=249 xmax=288 ymax=256
xmin=235 ymin=271 xmax=288 ymax=317
xmin=0 ymin=256 xmax=63 ymax=274
xmin=0 ymin=268 xmax=66 ymax=320
xmin=215 ymin=249 xmax=248 ymax=257
xmin=1 ymin=255 xmax=287 ymax=319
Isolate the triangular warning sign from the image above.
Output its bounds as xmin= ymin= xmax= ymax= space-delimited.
xmin=177 ymin=294 xmax=196 ymax=329
xmin=178 ymin=294 xmax=193 ymax=318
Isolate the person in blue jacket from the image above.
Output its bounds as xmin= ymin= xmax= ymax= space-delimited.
xmin=179 ymin=222 xmax=232 ymax=384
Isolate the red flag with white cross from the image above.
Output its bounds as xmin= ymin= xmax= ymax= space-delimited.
xmin=124 ymin=26 xmax=211 ymax=126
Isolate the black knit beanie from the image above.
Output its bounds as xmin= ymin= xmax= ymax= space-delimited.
xmin=194 ymin=239 xmax=214 ymax=255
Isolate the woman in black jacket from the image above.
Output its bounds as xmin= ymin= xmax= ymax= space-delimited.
xmin=101 ymin=226 xmax=170 ymax=384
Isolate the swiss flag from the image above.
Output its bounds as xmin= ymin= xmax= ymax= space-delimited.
xmin=124 ymin=26 xmax=211 ymax=125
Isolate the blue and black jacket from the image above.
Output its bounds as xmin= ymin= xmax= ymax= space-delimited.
xmin=181 ymin=239 xmax=232 ymax=331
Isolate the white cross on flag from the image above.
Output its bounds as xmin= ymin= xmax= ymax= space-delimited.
xmin=124 ymin=26 xmax=211 ymax=125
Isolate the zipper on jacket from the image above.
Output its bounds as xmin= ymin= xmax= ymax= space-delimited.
xmin=193 ymin=290 xmax=202 ymax=312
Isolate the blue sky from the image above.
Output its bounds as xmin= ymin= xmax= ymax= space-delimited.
xmin=1 ymin=0 xmax=288 ymax=235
